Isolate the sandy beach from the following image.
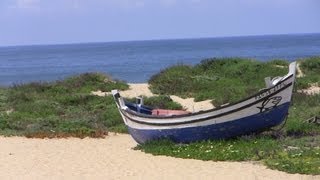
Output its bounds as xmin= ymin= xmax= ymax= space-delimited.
xmin=0 ymin=134 xmax=318 ymax=180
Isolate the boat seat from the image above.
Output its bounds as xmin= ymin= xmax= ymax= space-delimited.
xmin=152 ymin=109 xmax=190 ymax=116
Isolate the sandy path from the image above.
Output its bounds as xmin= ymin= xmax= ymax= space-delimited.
xmin=170 ymin=95 xmax=214 ymax=112
xmin=0 ymin=135 xmax=318 ymax=180
xmin=91 ymin=84 xmax=154 ymax=98
xmin=119 ymin=83 xmax=155 ymax=98
xmin=295 ymin=63 xmax=320 ymax=95
xmin=297 ymin=63 xmax=304 ymax=78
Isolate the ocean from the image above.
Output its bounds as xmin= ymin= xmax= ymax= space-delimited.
xmin=1 ymin=33 xmax=320 ymax=86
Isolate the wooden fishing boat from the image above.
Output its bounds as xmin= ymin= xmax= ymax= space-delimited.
xmin=112 ymin=62 xmax=297 ymax=144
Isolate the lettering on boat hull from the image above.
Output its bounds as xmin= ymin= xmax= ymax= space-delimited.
xmin=255 ymin=82 xmax=286 ymax=100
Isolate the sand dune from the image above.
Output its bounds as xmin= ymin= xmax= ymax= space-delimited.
xmin=0 ymin=134 xmax=318 ymax=180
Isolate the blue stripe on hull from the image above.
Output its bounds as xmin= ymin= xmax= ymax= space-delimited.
xmin=127 ymin=103 xmax=290 ymax=144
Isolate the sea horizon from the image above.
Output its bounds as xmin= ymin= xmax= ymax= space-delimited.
xmin=1 ymin=33 xmax=320 ymax=86
xmin=1 ymin=32 xmax=319 ymax=48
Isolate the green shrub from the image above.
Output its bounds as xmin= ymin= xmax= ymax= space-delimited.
xmin=0 ymin=73 xmax=129 ymax=137
xmin=296 ymin=57 xmax=320 ymax=89
xmin=149 ymin=58 xmax=288 ymax=106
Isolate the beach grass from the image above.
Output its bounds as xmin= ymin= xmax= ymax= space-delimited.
xmin=286 ymin=93 xmax=320 ymax=136
xmin=296 ymin=56 xmax=320 ymax=89
xmin=149 ymin=58 xmax=289 ymax=106
xmin=0 ymin=73 xmax=128 ymax=137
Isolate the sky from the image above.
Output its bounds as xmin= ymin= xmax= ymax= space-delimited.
xmin=0 ymin=0 xmax=319 ymax=46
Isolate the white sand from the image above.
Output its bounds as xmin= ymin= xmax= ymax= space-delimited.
xmin=91 ymin=90 xmax=111 ymax=96
xmin=0 ymin=134 xmax=318 ymax=180
xmin=298 ymin=83 xmax=320 ymax=95
xmin=297 ymin=62 xmax=305 ymax=78
xmin=91 ymin=83 xmax=155 ymax=98
xmin=120 ymin=83 xmax=155 ymax=98
xmin=170 ymin=95 xmax=214 ymax=112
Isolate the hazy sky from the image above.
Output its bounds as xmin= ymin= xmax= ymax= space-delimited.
xmin=0 ymin=0 xmax=319 ymax=46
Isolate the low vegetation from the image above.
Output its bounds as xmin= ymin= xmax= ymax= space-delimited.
xmin=137 ymin=135 xmax=320 ymax=175
xmin=0 ymin=73 xmax=129 ymax=138
xmin=149 ymin=58 xmax=289 ymax=106
xmin=296 ymin=56 xmax=320 ymax=89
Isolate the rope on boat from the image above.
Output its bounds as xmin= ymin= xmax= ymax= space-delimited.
xmin=271 ymin=115 xmax=319 ymax=133
xmin=305 ymin=116 xmax=320 ymax=125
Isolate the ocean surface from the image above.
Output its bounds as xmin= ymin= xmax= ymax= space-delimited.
xmin=1 ymin=33 xmax=320 ymax=86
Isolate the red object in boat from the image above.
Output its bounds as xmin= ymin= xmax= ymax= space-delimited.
xmin=152 ymin=109 xmax=190 ymax=116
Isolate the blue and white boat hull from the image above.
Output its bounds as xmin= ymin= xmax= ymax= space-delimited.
xmin=112 ymin=62 xmax=296 ymax=144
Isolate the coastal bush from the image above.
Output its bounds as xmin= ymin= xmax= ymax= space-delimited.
xmin=0 ymin=88 xmax=8 ymax=111
xmin=143 ymin=96 xmax=183 ymax=110
xmin=300 ymin=57 xmax=320 ymax=74
xmin=149 ymin=65 xmax=194 ymax=96
xmin=0 ymin=73 xmax=128 ymax=137
xmin=296 ymin=57 xmax=320 ymax=89
xmin=149 ymin=58 xmax=288 ymax=106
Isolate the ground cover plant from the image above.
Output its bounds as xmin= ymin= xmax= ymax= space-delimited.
xmin=0 ymin=73 xmax=129 ymax=137
xmin=137 ymin=135 xmax=320 ymax=175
